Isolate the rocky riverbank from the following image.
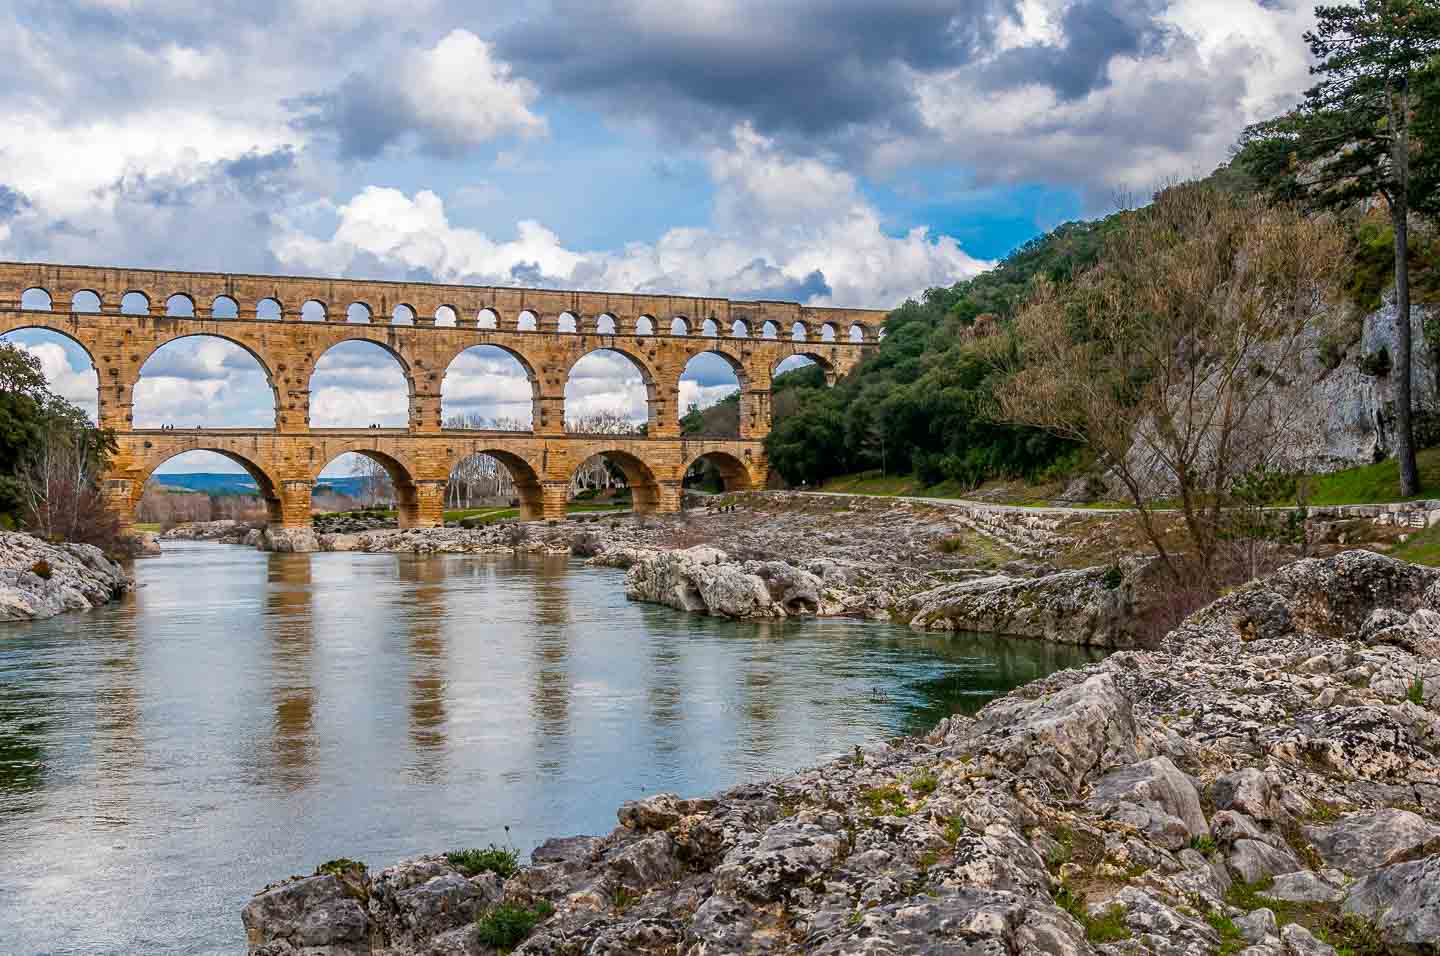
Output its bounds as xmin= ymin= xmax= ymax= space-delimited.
xmin=243 ymin=550 xmax=1440 ymax=955
xmin=0 ymin=532 xmax=130 ymax=621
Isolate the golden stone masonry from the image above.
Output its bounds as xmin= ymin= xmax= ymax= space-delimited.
xmin=0 ymin=262 xmax=882 ymax=527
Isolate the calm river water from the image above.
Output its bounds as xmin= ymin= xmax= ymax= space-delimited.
xmin=0 ymin=541 xmax=1105 ymax=955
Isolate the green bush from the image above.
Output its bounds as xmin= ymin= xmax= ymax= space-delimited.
xmin=475 ymin=901 xmax=554 ymax=949
xmin=29 ymin=559 xmax=52 ymax=580
xmin=1101 ymin=565 xmax=1123 ymax=590
xmin=446 ymin=845 xmax=520 ymax=879
xmin=1357 ymin=346 xmax=1391 ymax=377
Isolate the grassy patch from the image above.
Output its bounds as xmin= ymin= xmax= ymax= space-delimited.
xmin=1408 ymin=677 xmax=1426 ymax=706
xmin=859 ymin=785 xmax=909 ymax=816
xmin=942 ymin=814 xmax=969 ymax=844
xmin=1224 ymin=878 xmax=1386 ymax=954
xmin=445 ymin=846 xmax=520 ymax=879
xmin=1053 ymin=885 xmax=1131 ymax=943
xmin=1305 ymin=447 xmax=1440 ymax=506
xmin=910 ymin=770 xmax=939 ymax=796
xmin=475 ymin=901 xmax=554 ymax=951
xmin=1207 ymin=912 xmax=1246 ymax=955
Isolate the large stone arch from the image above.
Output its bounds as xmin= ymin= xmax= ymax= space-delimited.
xmin=306 ymin=338 xmax=416 ymax=429
xmin=772 ymin=351 xmax=837 ymax=386
xmin=562 ymin=348 xmax=657 ymax=434
xmin=131 ymin=446 xmax=286 ymax=526
xmin=0 ymin=325 xmax=102 ymax=422
xmin=438 ymin=342 xmax=540 ymax=430
xmin=312 ymin=446 xmax=429 ymax=529
xmin=135 ymin=333 xmax=281 ymax=426
xmin=683 ymin=449 xmax=756 ymax=492
xmin=678 ymin=349 xmax=746 ymax=436
xmin=444 ymin=446 xmax=546 ymax=521
xmin=566 ymin=447 xmax=664 ymax=514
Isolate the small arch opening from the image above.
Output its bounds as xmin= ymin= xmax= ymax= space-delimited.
xmin=790 ymin=321 xmax=807 ymax=341
xmin=558 ymin=311 xmax=578 ymax=333
xmin=516 ymin=310 xmax=537 ymax=332
xmin=701 ymin=318 xmax=719 ymax=337
xmin=211 ymin=295 xmax=239 ymax=319
xmin=434 ymin=306 xmax=458 ymax=327
xmin=761 ymin=321 xmax=779 ymax=340
xmin=636 ymin=315 xmax=655 ymax=336
xmin=121 ymin=292 xmax=150 ymax=315
xmin=670 ymin=316 xmax=689 ymax=336
xmin=848 ymin=324 xmax=865 ymax=343
xmin=392 ymin=304 xmax=415 ymax=326
xmin=820 ymin=323 xmax=836 ymax=342
xmin=20 ymin=288 xmax=52 ymax=311
xmin=71 ymin=291 xmax=101 ymax=313
xmin=477 ymin=308 xmax=499 ymax=329
xmin=731 ymin=319 xmax=749 ymax=338
xmin=166 ymin=294 xmax=195 ymax=317
xmin=302 ymin=300 xmax=326 ymax=323
xmin=596 ymin=314 xmax=617 ymax=334
xmin=256 ymin=298 xmax=282 ymax=321
xmin=346 ymin=302 xmax=372 ymax=324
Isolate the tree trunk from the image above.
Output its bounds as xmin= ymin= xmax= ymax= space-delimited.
xmin=1392 ymin=85 xmax=1420 ymax=497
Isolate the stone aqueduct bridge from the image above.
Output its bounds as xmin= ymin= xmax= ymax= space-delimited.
xmin=0 ymin=262 xmax=882 ymax=527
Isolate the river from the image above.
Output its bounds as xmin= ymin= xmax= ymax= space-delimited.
xmin=0 ymin=541 xmax=1105 ymax=955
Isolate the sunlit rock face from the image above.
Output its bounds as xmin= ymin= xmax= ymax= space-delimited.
xmin=242 ymin=549 xmax=1440 ymax=955
xmin=0 ymin=532 xmax=129 ymax=621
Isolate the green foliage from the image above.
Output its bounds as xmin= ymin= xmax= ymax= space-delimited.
xmin=909 ymin=770 xmax=938 ymax=796
xmin=942 ymin=814 xmax=969 ymax=844
xmin=314 ymin=858 xmax=366 ymax=878
xmin=859 ymin=785 xmax=908 ymax=816
xmin=1408 ymin=676 xmax=1426 ymax=705
xmin=1357 ymin=346 xmax=1392 ymax=378
xmin=1101 ymin=565 xmax=1123 ymax=590
xmin=764 ymin=220 xmax=1112 ymax=488
xmin=446 ymin=845 xmax=520 ymax=879
xmin=474 ymin=900 xmax=554 ymax=950
xmin=1207 ymin=911 xmax=1246 ymax=955
xmin=1188 ymin=834 xmax=1218 ymax=855
xmin=1052 ymin=885 xmax=1131 ymax=943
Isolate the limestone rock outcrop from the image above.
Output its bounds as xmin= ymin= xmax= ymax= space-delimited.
xmin=244 ymin=550 xmax=1440 ymax=955
xmin=0 ymin=532 xmax=129 ymax=621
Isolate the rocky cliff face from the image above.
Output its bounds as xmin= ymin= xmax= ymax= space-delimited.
xmin=242 ymin=550 xmax=1440 ymax=955
xmin=1122 ymin=297 xmax=1439 ymax=496
xmin=0 ymin=532 xmax=130 ymax=621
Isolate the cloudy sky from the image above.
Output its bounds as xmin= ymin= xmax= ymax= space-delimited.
xmin=1 ymin=0 xmax=1319 ymax=474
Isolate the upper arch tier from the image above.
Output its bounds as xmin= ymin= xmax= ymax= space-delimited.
xmin=0 ymin=260 xmax=886 ymax=340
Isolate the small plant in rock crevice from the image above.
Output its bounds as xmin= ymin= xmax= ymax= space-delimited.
xmin=1052 ymin=885 xmax=1131 ymax=943
xmin=1407 ymin=676 xmax=1426 ymax=706
xmin=29 ymin=559 xmax=52 ymax=580
xmin=446 ymin=845 xmax=520 ymax=879
xmin=475 ymin=900 xmax=555 ymax=951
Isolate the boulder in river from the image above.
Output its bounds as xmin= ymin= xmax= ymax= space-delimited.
xmin=0 ymin=531 xmax=129 ymax=621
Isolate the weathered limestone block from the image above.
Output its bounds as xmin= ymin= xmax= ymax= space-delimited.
xmin=902 ymin=566 xmax=1139 ymax=646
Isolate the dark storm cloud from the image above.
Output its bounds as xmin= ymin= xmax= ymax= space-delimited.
xmin=984 ymin=0 xmax=1170 ymax=99
xmin=291 ymin=79 xmax=425 ymax=161
xmin=734 ymin=266 xmax=833 ymax=303
xmin=495 ymin=0 xmax=1014 ymax=140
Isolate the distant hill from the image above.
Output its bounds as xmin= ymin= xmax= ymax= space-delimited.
xmin=149 ymin=472 xmax=368 ymax=497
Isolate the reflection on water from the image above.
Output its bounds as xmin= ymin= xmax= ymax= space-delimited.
xmin=0 ymin=542 xmax=1105 ymax=956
